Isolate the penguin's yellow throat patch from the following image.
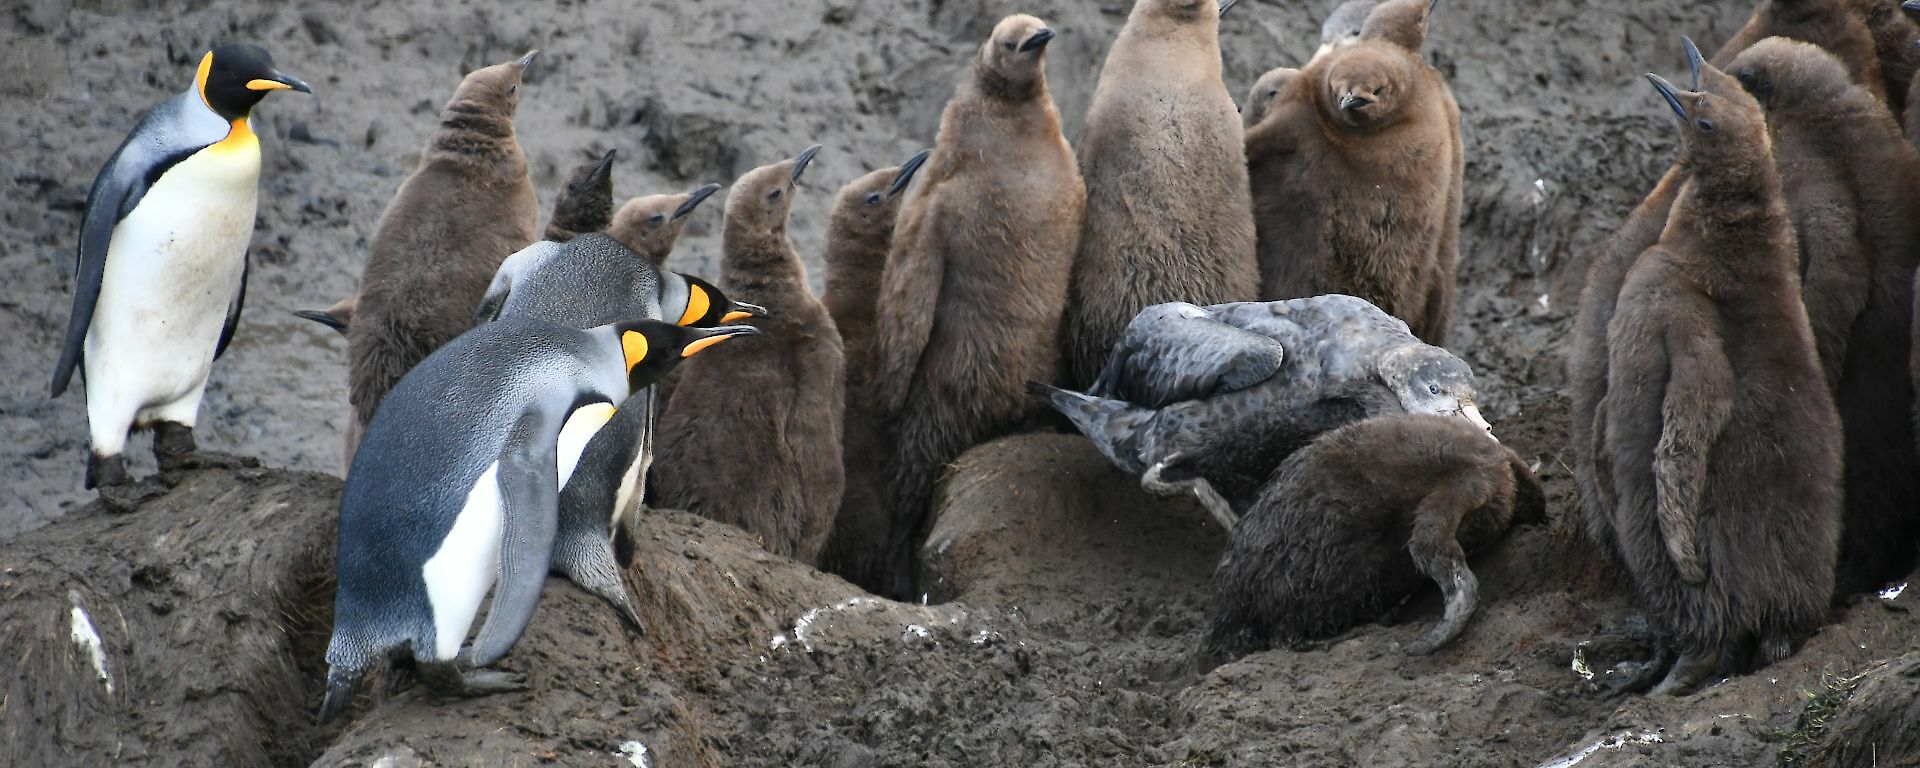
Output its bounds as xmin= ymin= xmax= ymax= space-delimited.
xmin=194 ymin=51 xmax=259 ymax=155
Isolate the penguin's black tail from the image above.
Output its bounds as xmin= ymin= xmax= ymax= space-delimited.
xmin=318 ymin=663 xmax=367 ymax=722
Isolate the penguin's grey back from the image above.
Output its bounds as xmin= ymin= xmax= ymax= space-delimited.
xmin=499 ymin=233 xmax=665 ymax=326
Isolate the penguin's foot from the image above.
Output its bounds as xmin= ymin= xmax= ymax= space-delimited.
xmin=153 ymin=423 xmax=258 ymax=473
xmin=97 ymin=476 xmax=169 ymax=513
xmin=1649 ymin=649 xmax=1719 ymax=697
xmin=1140 ymin=458 xmax=1239 ymax=532
xmin=86 ymin=453 xmax=131 ymax=490
xmin=417 ymin=662 xmax=528 ymax=699
xmin=1758 ymin=632 xmax=1793 ymax=666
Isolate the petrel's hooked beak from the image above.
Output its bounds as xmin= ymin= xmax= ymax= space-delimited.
xmin=1460 ymin=402 xmax=1496 ymax=442
xmin=890 ymin=149 xmax=933 ymax=196
xmin=673 ymin=183 xmax=723 ymax=220
xmin=792 ymin=144 xmax=822 ymax=182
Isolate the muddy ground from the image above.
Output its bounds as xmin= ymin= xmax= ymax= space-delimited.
xmin=5 ymin=0 xmax=1919 ymax=765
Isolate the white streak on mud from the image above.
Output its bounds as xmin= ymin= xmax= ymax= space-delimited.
xmin=67 ymin=598 xmax=112 ymax=694
xmin=617 ymin=741 xmax=651 ymax=768
xmin=1535 ymin=731 xmax=1663 ymax=768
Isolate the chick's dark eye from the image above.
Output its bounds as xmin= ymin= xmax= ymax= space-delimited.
xmin=1696 ymin=118 xmax=1715 ymax=132
xmin=865 ymin=193 xmax=883 ymax=206
xmin=1266 ymin=90 xmax=1278 ymax=98
xmin=649 ymin=214 xmax=665 ymax=224
xmin=769 ymin=188 xmax=782 ymax=200
xmin=509 ymin=85 xmax=518 ymax=95
xmin=1428 ymin=384 xmax=1441 ymax=395
xmin=1003 ymin=41 xmax=1016 ymax=51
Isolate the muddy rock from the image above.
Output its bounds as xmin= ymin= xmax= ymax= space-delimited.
xmin=0 ymin=466 xmax=339 ymax=768
xmin=1806 ymin=649 xmax=1920 ymax=768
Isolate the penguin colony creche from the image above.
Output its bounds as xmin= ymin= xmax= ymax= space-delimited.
xmin=49 ymin=0 xmax=1920 ymax=721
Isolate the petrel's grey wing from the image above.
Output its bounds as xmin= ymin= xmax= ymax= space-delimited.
xmin=1088 ymin=304 xmax=1287 ymax=408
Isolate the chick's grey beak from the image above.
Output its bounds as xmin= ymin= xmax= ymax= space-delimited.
xmin=1219 ymin=0 xmax=1240 ymax=17
xmin=517 ymin=49 xmax=541 ymax=71
xmin=1646 ymin=73 xmax=1688 ymax=121
xmin=792 ymin=144 xmax=822 ymax=182
xmin=673 ymin=183 xmax=723 ymax=220
xmin=1020 ymin=28 xmax=1056 ymax=52
xmin=890 ymin=149 xmax=933 ymax=196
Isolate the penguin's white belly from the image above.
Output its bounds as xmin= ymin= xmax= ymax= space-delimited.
xmin=557 ymin=402 xmax=618 ymax=489
xmin=86 ymin=142 xmax=260 ymax=422
xmin=422 ymin=461 xmax=506 ymax=661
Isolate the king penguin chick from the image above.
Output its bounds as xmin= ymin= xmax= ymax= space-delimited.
xmin=652 ymin=147 xmax=847 ymax=565
xmin=344 ymin=52 xmax=540 ymax=460
xmin=293 ymin=295 xmax=356 ymax=336
xmin=1256 ymin=14 xmax=1456 ymax=341
xmin=1601 ymin=38 xmax=1841 ymax=696
xmin=1714 ymin=0 xmax=1886 ymax=102
xmin=50 ymin=43 xmax=309 ymax=497
xmin=1034 ymin=295 xmax=1492 ymax=532
xmin=817 ymin=150 xmax=931 ymax=593
xmin=872 ymin=14 xmax=1086 ymax=598
xmin=1062 ymin=0 xmax=1259 ymax=387
xmin=607 ymin=183 xmax=724 ymax=266
xmin=319 ymin=315 xmax=756 ymax=721
xmin=1731 ymin=37 xmax=1920 ymax=596
xmin=478 ymin=231 xmax=764 ymax=629
xmin=1207 ymin=414 xmax=1544 ymax=662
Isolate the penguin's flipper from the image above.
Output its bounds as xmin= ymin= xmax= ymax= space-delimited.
xmin=472 ymin=274 xmax=511 ymax=327
xmin=214 ymin=255 xmax=249 ymax=360
xmin=52 ymin=94 xmax=224 ymax=397
xmin=1088 ymin=303 xmax=1286 ymax=408
xmin=462 ymin=417 xmax=561 ymax=667
xmin=871 ymin=198 xmax=948 ymax=413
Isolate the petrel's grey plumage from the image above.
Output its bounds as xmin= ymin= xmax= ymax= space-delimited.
xmin=1035 ymin=295 xmax=1494 ymax=530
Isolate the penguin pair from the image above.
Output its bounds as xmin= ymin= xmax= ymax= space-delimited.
xmin=321 ymin=314 xmax=756 ymax=720
xmin=51 ymin=44 xmax=310 ymax=496
xmin=477 ymin=228 xmax=761 ymax=631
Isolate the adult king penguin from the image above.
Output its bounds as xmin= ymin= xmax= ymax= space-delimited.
xmin=51 ymin=43 xmax=310 ymax=493
xmin=321 ymin=316 xmax=758 ymax=719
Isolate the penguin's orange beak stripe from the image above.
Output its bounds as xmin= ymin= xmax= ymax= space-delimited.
xmin=681 ymin=335 xmax=735 ymax=358
xmin=246 ymin=79 xmax=294 ymax=91
xmin=721 ymin=311 xmax=754 ymax=323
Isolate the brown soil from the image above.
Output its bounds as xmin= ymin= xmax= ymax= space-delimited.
xmin=6 ymin=0 xmax=1920 ymax=766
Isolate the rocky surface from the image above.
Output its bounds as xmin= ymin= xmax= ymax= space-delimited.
xmin=6 ymin=0 xmax=1919 ymax=766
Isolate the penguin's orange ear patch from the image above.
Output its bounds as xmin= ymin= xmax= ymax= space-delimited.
xmin=679 ymin=285 xmax=712 ymax=326
xmin=194 ymin=51 xmax=216 ymax=106
xmin=622 ymin=330 xmax=650 ymax=371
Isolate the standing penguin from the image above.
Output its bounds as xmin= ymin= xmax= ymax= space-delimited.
xmin=319 ymin=315 xmax=756 ymax=719
xmin=652 ymin=147 xmax=847 ymax=565
xmin=607 ymin=183 xmax=724 ymax=266
xmin=345 ymin=52 xmax=540 ymax=458
xmin=1253 ymin=37 xmax=1455 ymax=341
xmin=817 ymin=150 xmax=930 ymax=593
xmin=1731 ymin=37 xmax=1920 ymax=595
xmin=1062 ymin=0 xmax=1258 ymax=387
xmin=872 ymin=14 xmax=1086 ymax=597
xmin=1602 ymin=39 xmax=1841 ymax=695
xmin=50 ymin=43 xmax=310 ymax=493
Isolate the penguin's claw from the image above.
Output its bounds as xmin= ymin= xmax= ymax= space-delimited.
xmin=97 ymin=477 xmax=168 ymax=513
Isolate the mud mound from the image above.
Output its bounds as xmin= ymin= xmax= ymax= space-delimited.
xmin=1804 ymin=650 xmax=1920 ymax=768
xmin=920 ymin=434 xmax=1226 ymax=625
xmin=0 ymin=467 xmax=339 ymax=768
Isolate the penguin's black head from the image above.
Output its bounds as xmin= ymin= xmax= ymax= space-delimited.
xmin=617 ymin=320 xmax=762 ymax=391
xmin=674 ymin=274 xmax=769 ymax=327
xmin=198 ymin=43 xmax=310 ymax=121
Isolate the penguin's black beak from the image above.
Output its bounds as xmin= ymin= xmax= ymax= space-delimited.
xmin=1906 ymin=0 xmax=1920 ymax=22
xmin=1646 ymin=73 xmax=1688 ymax=121
xmin=792 ymin=145 xmax=822 ymax=182
xmin=247 ymin=71 xmax=313 ymax=94
xmin=673 ymin=183 xmax=723 ymax=220
xmin=681 ymin=325 xmax=763 ymax=358
xmin=589 ymin=148 xmax=617 ymax=184
xmin=1682 ymin=35 xmax=1704 ymax=92
xmin=722 ymin=301 xmax=770 ymax=322
xmin=1218 ymin=0 xmax=1239 ymax=18
xmin=1338 ymin=91 xmax=1372 ymax=111
xmin=1019 ymin=28 xmax=1056 ymax=53
xmin=516 ymin=49 xmax=541 ymax=71
xmin=890 ymin=149 xmax=933 ymax=196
